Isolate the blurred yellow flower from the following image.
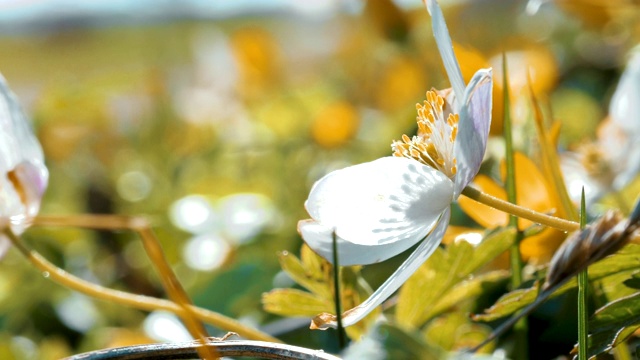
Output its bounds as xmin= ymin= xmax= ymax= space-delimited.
xmin=376 ymin=55 xmax=426 ymax=111
xmin=458 ymin=152 xmax=566 ymax=262
xmin=311 ymin=101 xmax=360 ymax=148
xmin=230 ymin=27 xmax=281 ymax=96
xmin=488 ymin=44 xmax=559 ymax=136
xmin=553 ymin=0 xmax=637 ymax=28
xmin=453 ymin=42 xmax=489 ymax=86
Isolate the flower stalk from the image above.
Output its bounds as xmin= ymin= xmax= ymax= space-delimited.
xmin=461 ymin=186 xmax=579 ymax=232
xmin=3 ymin=226 xmax=280 ymax=343
xmin=503 ymin=54 xmax=528 ymax=359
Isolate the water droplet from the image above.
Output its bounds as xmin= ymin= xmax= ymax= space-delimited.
xmin=42 ymin=271 xmax=50 ymax=278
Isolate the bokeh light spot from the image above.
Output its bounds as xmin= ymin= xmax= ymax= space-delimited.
xmin=116 ymin=171 xmax=152 ymax=202
xmin=170 ymin=195 xmax=217 ymax=234
xmin=182 ymin=234 xmax=231 ymax=271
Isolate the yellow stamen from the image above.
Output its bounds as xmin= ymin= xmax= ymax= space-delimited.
xmin=391 ymin=90 xmax=459 ymax=178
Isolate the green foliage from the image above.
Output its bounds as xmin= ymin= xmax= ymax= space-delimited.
xmin=262 ymin=245 xmax=378 ymax=339
xmin=396 ymin=227 xmax=515 ymax=327
xmin=578 ymin=292 xmax=640 ymax=359
xmin=343 ymin=323 xmax=444 ymax=360
xmin=423 ymin=313 xmax=494 ymax=354
xmin=473 ymin=244 xmax=640 ymax=322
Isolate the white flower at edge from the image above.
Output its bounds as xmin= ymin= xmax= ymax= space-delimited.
xmin=298 ymin=0 xmax=492 ymax=329
xmin=0 ymin=74 xmax=48 ymax=256
xmin=607 ymin=47 xmax=640 ymax=190
xmin=561 ymin=47 xmax=640 ymax=205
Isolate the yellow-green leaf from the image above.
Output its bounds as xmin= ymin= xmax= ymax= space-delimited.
xmin=473 ymin=244 xmax=640 ymax=322
xmin=277 ymin=249 xmax=331 ymax=298
xmin=261 ymin=288 xmax=331 ymax=317
xmin=396 ymin=228 xmax=515 ymax=327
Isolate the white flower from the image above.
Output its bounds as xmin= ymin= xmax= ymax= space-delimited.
xmin=607 ymin=47 xmax=640 ymax=190
xmin=562 ymin=47 xmax=640 ymax=205
xmin=0 ymin=74 xmax=48 ymax=256
xmin=298 ymin=0 xmax=492 ymax=328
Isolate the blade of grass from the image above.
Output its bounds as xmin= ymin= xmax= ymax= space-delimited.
xmin=527 ymin=75 xmax=578 ymax=221
xmin=578 ymin=189 xmax=588 ymax=360
xmin=503 ymin=53 xmax=528 ymax=359
xmin=331 ymin=230 xmax=347 ymax=349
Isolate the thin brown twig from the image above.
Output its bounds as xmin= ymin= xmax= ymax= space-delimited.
xmin=34 ymin=214 xmax=217 ymax=359
xmin=5 ymin=226 xmax=280 ymax=343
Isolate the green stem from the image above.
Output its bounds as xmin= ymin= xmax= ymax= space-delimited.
xmin=502 ymin=54 xmax=527 ymax=360
xmin=577 ymin=270 xmax=588 ymax=360
xmin=461 ymin=186 xmax=579 ymax=232
xmin=3 ymin=227 xmax=281 ymax=343
xmin=578 ymin=190 xmax=588 ymax=360
xmin=331 ymin=230 xmax=346 ymax=349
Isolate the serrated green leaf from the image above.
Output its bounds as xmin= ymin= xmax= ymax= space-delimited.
xmin=426 ymin=270 xmax=510 ymax=321
xmin=461 ymin=228 xmax=517 ymax=275
xmin=396 ymin=228 xmax=515 ymax=327
xmin=474 ymin=244 xmax=640 ymax=322
xmin=423 ymin=313 xmax=493 ymax=354
xmin=590 ymin=292 xmax=640 ymax=332
xmin=261 ymin=288 xmax=331 ymax=317
xmin=623 ymin=273 xmax=640 ymax=289
xmin=471 ymin=287 xmax=538 ymax=322
xmin=574 ymin=323 xmax=640 ymax=359
xmin=300 ymin=244 xmax=331 ymax=282
xmin=268 ymin=245 xmax=377 ymax=340
xmin=588 ymin=244 xmax=640 ymax=279
xmin=277 ymin=249 xmax=331 ymax=298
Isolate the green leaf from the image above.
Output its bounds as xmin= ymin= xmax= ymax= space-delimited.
xmin=426 ymin=270 xmax=510 ymax=321
xmin=623 ymin=273 xmax=640 ymax=289
xmin=261 ymin=288 xmax=331 ymax=317
xmin=267 ymin=245 xmax=377 ymax=340
xmin=396 ymin=228 xmax=515 ymax=327
xmin=590 ymin=292 xmax=640 ymax=333
xmin=588 ymin=244 xmax=640 ymax=279
xmin=572 ymin=292 xmax=640 ymax=359
xmin=471 ymin=286 xmax=539 ymax=322
xmin=277 ymin=248 xmax=331 ymax=298
xmin=423 ymin=312 xmax=493 ymax=354
xmin=343 ymin=323 xmax=443 ymax=360
xmin=473 ymin=244 xmax=640 ymax=322
xmin=462 ymin=228 xmax=517 ymax=275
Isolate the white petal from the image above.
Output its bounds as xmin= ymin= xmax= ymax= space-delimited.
xmin=323 ymin=207 xmax=451 ymax=328
xmin=425 ymin=0 xmax=465 ymax=103
xmin=610 ymin=49 xmax=640 ymax=134
xmin=0 ymin=75 xmax=45 ymax=173
xmin=304 ymin=156 xmax=453 ymax=248
xmin=0 ymin=74 xmax=48 ymax=227
xmin=560 ymin=154 xmax=604 ymax=205
xmin=614 ymin=144 xmax=640 ymax=191
xmin=298 ymin=219 xmax=433 ymax=266
xmin=453 ymin=68 xmax=493 ymax=197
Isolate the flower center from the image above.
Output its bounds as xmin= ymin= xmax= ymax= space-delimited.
xmin=391 ymin=90 xmax=458 ymax=178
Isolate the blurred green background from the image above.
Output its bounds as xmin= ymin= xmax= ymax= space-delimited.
xmin=0 ymin=0 xmax=637 ymax=358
